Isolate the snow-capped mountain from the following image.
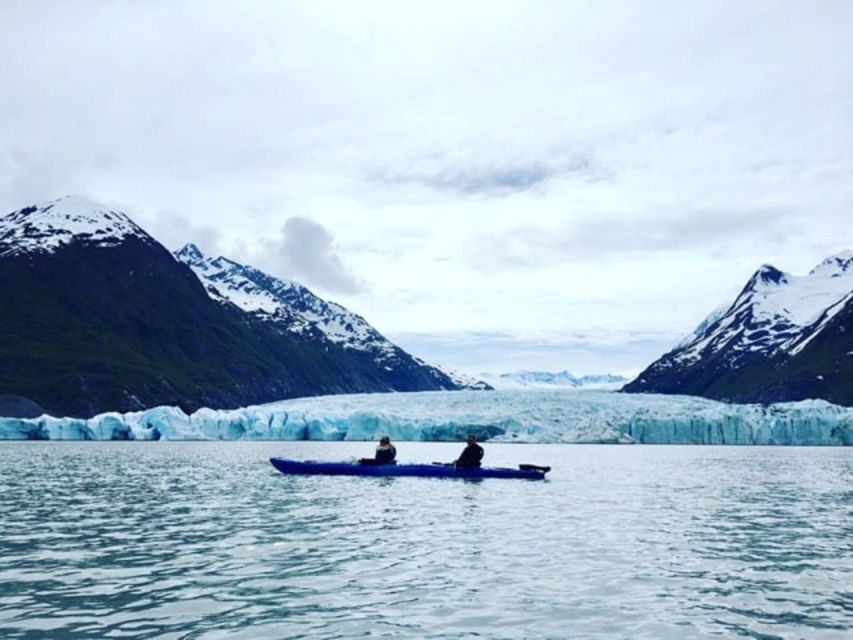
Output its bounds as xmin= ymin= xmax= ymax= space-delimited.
xmin=174 ymin=244 xmax=488 ymax=390
xmin=671 ymin=252 xmax=853 ymax=367
xmin=0 ymin=195 xmax=152 ymax=257
xmin=0 ymin=196 xmax=483 ymax=418
xmin=175 ymin=243 xmax=397 ymax=362
xmin=481 ymin=370 xmax=627 ymax=390
xmin=624 ymin=251 xmax=853 ymax=405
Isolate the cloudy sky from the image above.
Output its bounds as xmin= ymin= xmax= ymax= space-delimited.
xmin=2 ymin=1 xmax=851 ymax=375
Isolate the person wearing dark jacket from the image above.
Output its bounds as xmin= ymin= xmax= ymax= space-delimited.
xmin=359 ymin=436 xmax=397 ymax=465
xmin=454 ymin=434 xmax=484 ymax=468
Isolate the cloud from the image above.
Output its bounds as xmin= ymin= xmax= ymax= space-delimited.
xmin=387 ymin=329 xmax=677 ymax=377
xmin=136 ymin=209 xmax=223 ymax=255
xmin=472 ymin=203 xmax=810 ymax=271
xmin=0 ymin=149 xmax=86 ymax=213
xmin=367 ymin=149 xmax=606 ymax=196
xmin=0 ymin=1 xmax=851 ymax=373
xmin=259 ymin=217 xmax=363 ymax=294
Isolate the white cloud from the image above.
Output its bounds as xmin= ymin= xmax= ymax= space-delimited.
xmin=137 ymin=209 xmax=224 ymax=257
xmin=257 ymin=217 xmax=363 ymax=294
xmin=1 ymin=0 xmax=851 ymax=373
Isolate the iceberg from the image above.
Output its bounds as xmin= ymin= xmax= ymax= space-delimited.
xmin=1 ymin=390 xmax=851 ymax=445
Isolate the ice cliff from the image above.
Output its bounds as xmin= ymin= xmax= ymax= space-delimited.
xmin=1 ymin=390 xmax=851 ymax=445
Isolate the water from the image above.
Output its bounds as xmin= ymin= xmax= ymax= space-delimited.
xmin=0 ymin=442 xmax=851 ymax=639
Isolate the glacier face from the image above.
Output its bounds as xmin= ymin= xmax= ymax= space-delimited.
xmin=481 ymin=371 xmax=628 ymax=390
xmin=1 ymin=390 xmax=851 ymax=445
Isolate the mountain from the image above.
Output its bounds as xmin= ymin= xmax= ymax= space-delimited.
xmin=174 ymin=243 xmax=488 ymax=391
xmin=0 ymin=196 xmax=151 ymax=256
xmin=481 ymin=370 xmax=627 ymax=390
xmin=623 ymin=251 xmax=853 ymax=405
xmin=0 ymin=196 xmax=480 ymax=418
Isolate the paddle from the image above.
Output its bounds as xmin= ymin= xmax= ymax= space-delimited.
xmin=433 ymin=461 xmax=550 ymax=472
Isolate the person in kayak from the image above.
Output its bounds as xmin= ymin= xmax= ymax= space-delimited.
xmin=454 ymin=434 xmax=484 ymax=468
xmin=359 ymin=436 xmax=397 ymax=465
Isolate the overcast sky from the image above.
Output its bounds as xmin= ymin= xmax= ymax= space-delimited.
xmin=2 ymin=1 xmax=852 ymax=375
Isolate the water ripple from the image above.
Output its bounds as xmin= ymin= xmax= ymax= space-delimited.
xmin=1 ymin=442 xmax=851 ymax=639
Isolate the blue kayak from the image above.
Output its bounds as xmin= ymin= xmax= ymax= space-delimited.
xmin=269 ymin=458 xmax=550 ymax=480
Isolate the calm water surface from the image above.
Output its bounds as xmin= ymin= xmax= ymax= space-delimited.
xmin=0 ymin=442 xmax=851 ymax=639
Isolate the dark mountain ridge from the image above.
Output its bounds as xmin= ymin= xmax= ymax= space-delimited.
xmin=173 ymin=243 xmax=487 ymax=392
xmin=623 ymin=252 xmax=853 ymax=405
xmin=0 ymin=196 xmax=478 ymax=417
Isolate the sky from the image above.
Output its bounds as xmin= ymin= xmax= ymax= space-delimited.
xmin=1 ymin=1 xmax=852 ymax=376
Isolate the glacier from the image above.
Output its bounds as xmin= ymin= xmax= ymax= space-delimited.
xmin=480 ymin=370 xmax=628 ymax=390
xmin=1 ymin=390 xmax=851 ymax=445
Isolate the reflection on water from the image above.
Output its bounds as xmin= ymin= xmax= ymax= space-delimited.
xmin=0 ymin=442 xmax=851 ymax=639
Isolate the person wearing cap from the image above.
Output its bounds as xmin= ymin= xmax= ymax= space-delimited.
xmin=359 ymin=436 xmax=397 ymax=465
xmin=454 ymin=434 xmax=484 ymax=468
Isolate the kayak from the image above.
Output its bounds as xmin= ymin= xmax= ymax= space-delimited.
xmin=270 ymin=458 xmax=549 ymax=480
xmin=269 ymin=457 xmax=550 ymax=480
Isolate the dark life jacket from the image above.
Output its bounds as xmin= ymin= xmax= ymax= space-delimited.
xmin=360 ymin=443 xmax=396 ymax=466
xmin=374 ymin=443 xmax=396 ymax=464
xmin=455 ymin=443 xmax=484 ymax=468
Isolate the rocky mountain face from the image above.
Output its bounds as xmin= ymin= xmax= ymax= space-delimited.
xmin=174 ymin=243 xmax=486 ymax=392
xmin=0 ymin=196 xmax=483 ymax=418
xmin=623 ymin=251 xmax=853 ymax=405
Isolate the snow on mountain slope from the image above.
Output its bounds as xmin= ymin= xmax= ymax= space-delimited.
xmin=786 ymin=289 xmax=853 ymax=356
xmin=675 ymin=304 xmax=728 ymax=349
xmin=175 ymin=243 xmax=314 ymax=331
xmin=1 ymin=195 xmax=490 ymax=415
xmin=673 ymin=251 xmax=853 ymax=368
xmin=176 ymin=243 xmax=412 ymax=364
xmin=624 ymin=250 xmax=853 ymax=405
xmin=428 ymin=365 xmax=491 ymax=391
xmin=175 ymin=244 xmax=490 ymax=389
xmin=0 ymin=195 xmax=150 ymax=257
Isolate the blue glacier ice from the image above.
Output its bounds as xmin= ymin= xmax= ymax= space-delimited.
xmin=1 ymin=390 xmax=851 ymax=444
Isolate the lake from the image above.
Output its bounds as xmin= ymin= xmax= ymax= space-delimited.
xmin=1 ymin=442 xmax=851 ymax=639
